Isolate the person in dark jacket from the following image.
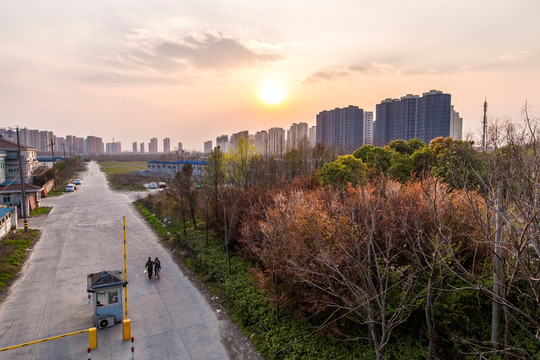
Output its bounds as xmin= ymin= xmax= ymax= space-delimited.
xmin=154 ymin=257 xmax=161 ymax=279
xmin=145 ymin=257 xmax=153 ymax=279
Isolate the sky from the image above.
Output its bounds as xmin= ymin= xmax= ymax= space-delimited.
xmin=1 ymin=0 xmax=539 ymax=152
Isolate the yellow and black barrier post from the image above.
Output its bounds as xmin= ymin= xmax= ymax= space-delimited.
xmin=0 ymin=327 xmax=98 ymax=353
xmin=122 ymin=216 xmax=131 ymax=341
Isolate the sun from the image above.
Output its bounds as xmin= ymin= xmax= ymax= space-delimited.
xmin=258 ymin=82 xmax=287 ymax=106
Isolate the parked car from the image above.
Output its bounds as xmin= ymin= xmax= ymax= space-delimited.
xmin=66 ymin=184 xmax=75 ymax=192
xmin=74 ymin=179 xmax=82 ymax=185
xmin=158 ymin=182 xmax=166 ymax=188
xmin=149 ymin=182 xmax=158 ymax=189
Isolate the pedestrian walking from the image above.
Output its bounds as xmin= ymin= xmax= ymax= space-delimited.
xmin=154 ymin=257 xmax=161 ymax=280
xmin=145 ymin=257 xmax=153 ymax=279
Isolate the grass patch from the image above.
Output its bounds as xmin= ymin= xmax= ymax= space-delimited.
xmin=98 ymin=161 xmax=148 ymax=175
xmin=0 ymin=229 xmax=40 ymax=292
xmin=99 ymin=161 xmax=160 ymax=191
xmin=30 ymin=207 xmax=52 ymax=216
xmin=46 ymin=188 xmax=63 ymax=197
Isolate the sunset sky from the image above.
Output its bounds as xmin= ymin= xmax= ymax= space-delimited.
xmin=1 ymin=0 xmax=539 ymax=151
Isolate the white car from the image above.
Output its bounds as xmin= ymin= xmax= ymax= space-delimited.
xmin=149 ymin=182 xmax=158 ymax=189
xmin=66 ymin=184 xmax=75 ymax=192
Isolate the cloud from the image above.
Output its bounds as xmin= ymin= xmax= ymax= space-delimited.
xmin=302 ymin=62 xmax=397 ymax=84
xmin=302 ymin=69 xmax=350 ymax=84
xmin=79 ymin=31 xmax=283 ymax=87
xmin=303 ymin=52 xmax=540 ymax=85
xmin=77 ymin=72 xmax=181 ymax=86
xmin=120 ymin=31 xmax=283 ymax=72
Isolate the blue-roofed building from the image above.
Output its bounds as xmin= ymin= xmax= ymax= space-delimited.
xmin=0 ymin=207 xmax=17 ymax=239
xmin=147 ymin=160 xmax=209 ymax=179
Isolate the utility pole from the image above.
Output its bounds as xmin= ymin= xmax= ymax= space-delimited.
xmin=16 ymin=127 xmax=28 ymax=231
xmin=51 ymin=139 xmax=57 ymax=188
xmin=482 ymin=98 xmax=488 ymax=151
xmin=62 ymin=143 xmax=66 ymax=160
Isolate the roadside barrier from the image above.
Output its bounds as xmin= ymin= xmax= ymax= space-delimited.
xmin=0 ymin=327 xmax=97 ymax=353
xmin=131 ymin=336 xmax=134 ymax=359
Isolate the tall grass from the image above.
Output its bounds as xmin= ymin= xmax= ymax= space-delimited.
xmin=0 ymin=229 xmax=40 ymax=291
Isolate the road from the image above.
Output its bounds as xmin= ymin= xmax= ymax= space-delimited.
xmin=0 ymin=161 xmax=258 ymax=359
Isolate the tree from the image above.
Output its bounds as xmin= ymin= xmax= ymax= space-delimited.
xmin=352 ymin=145 xmax=394 ymax=176
xmin=317 ymin=155 xmax=366 ymax=188
xmin=169 ymin=163 xmax=197 ymax=234
xmin=388 ymin=153 xmax=413 ymax=182
xmin=227 ymin=137 xmax=259 ymax=190
xmin=203 ymin=147 xmax=227 ymax=228
xmin=387 ymin=139 xmax=413 ymax=155
xmin=251 ymin=183 xmax=425 ymax=360
xmin=311 ymin=142 xmax=334 ymax=170
xmin=407 ymin=138 xmax=426 ymax=152
xmin=283 ymin=148 xmax=302 ymax=180
xmin=428 ymin=137 xmax=487 ymax=190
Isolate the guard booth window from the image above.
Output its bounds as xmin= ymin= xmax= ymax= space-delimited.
xmin=97 ymin=291 xmax=105 ymax=306
xmin=108 ymin=289 xmax=119 ymax=304
xmin=97 ymin=289 xmax=119 ymax=306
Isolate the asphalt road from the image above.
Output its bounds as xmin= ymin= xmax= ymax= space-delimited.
xmin=0 ymin=161 xmax=256 ymax=359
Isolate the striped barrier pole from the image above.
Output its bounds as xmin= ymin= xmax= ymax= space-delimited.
xmin=88 ymin=347 xmax=91 ymax=360
xmin=131 ymin=337 xmax=134 ymax=359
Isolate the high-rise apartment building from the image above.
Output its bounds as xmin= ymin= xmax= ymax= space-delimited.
xmin=65 ymin=135 xmax=84 ymax=156
xmin=149 ymin=138 xmax=158 ymax=153
xmin=287 ymin=122 xmax=308 ymax=150
xmin=363 ymin=111 xmax=373 ymax=145
xmin=216 ymin=135 xmax=228 ymax=145
xmin=268 ymin=127 xmax=285 ymax=156
xmin=163 ymin=138 xmax=170 ymax=153
xmin=254 ymin=131 xmax=269 ymax=154
xmin=316 ymin=105 xmax=364 ymax=154
xmin=133 ymin=142 xmax=137 ymax=153
xmin=417 ymin=90 xmax=451 ymax=144
xmin=215 ymin=135 xmax=229 ymax=152
xmin=231 ymin=131 xmax=249 ymax=147
xmin=450 ymin=106 xmax=463 ymax=140
xmin=204 ymin=141 xmax=213 ymax=153
xmin=140 ymin=143 xmax=145 ymax=153
xmin=374 ymin=90 xmax=459 ymax=146
xmin=177 ymin=142 xmax=183 ymax=152
xmin=85 ymin=136 xmax=104 ymax=155
xmin=38 ymin=131 xmax=54 ymax=152
xmin=106 ymin=142 xmax=121 ymax=154
xmin=308 ymin=126 xmax=317 ymax=146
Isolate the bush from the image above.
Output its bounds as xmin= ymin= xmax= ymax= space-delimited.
xmin=135 ymin=200 xmax=425 ymax=359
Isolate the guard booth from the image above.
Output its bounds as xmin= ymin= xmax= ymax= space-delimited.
xmin=87 ymin=270 xmax=127 ymax=330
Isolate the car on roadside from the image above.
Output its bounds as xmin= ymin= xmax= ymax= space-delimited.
xmin=66 ymin=184 xmax=75 ymax=192
xmin=158 ymin=182 xmax=166 ymax=188
xmin=74 ymin=179 xmax=82 ymax=185
xmin=149 ymin=182 xmax=158 ymax=189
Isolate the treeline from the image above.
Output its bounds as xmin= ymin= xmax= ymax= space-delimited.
xmin=144 ymin=116 xmax=540 ymax=359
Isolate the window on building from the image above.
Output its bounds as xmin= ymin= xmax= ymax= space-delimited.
xmin=3 ymin=196 xmax=10 ymax=203
xmin=107 ymin=289 xmax=119 ymax=304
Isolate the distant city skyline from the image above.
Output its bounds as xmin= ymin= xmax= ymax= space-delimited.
xmin=0 ymin=89 xmax=463 ymax=156
xmin=1 ymin=1 xmax=538 ymax=151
